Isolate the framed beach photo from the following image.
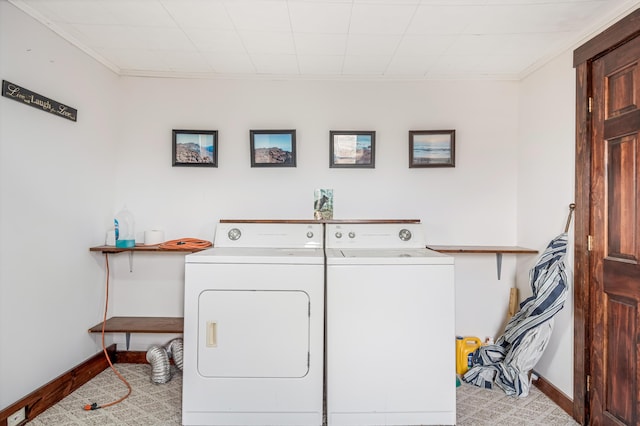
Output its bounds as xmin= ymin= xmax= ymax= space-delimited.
xmin=250 ymin=130 xmax=296 ymax=167
xmin=329 ymin=131 xmax=375 ymax=168
xmin=409 ymin=130 xmax=455 ymax=168
xmin=172 ymin=129 xmax=218 ymax=167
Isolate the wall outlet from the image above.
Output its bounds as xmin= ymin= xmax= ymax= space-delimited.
xmin=7 ymin=406 xmax=26 ymax=426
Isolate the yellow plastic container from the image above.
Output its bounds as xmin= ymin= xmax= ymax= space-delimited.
xmin=456 ymin=336 xmax=482 ymax=375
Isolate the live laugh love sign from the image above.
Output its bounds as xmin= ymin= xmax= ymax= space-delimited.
xmin=2 ymin=80 xmax=77 ymax=122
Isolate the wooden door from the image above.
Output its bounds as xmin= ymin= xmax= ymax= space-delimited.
xmin=590 ymin=34 xmax=640 ymax=426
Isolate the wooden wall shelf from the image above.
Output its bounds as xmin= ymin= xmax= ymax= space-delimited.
xmin=89 ymin=245 xmax=206 ymax=254
xmin=88 ymin=316 xmax=183 ymax=350
xmin=427 ymin=245 xmax=538 ymax=255
xmin=427 ymin=245 xmax=538 ymax=280
xmin=90 ymin=244 xmax=205 ymax=272
xmin=89 ymin=248 xmax=194 ymax=349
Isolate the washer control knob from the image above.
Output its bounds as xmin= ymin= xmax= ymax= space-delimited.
xmin=335 ymin=232 xmax=342 ymax=239
xmin=228 ymin=228 xmax=242 ymax=241
xmin=399 ymin=229 xmax=412 ymax=241
xmin=348 ymin=232 xmax=356 ymax=239
xmin=306 ymin=231 xmax=314 ymax=239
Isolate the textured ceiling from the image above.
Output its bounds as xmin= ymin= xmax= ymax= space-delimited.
xmin=8 ymin=0 xmax=640 ymax=80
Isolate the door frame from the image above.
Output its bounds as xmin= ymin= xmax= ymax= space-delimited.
xmin=573 ymin=8 xmax=640 ymax=425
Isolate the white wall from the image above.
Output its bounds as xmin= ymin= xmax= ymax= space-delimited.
xmin=106 ymin=76 xmax=522 ymax=351
xmin=0 ymin=2 xmax=120 ymax=408
xmin=1 ymin=0 xmax=580 ymax=411
xmin=516 ymin=50 xmax=576 ymax=398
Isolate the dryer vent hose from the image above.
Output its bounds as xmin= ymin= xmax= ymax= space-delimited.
xmin=166 ymin=338 xmax=184 ymax=371
xmin=146 ymin=346 xmax=171 ymax=384
xmin=146 ymin=338 xmax=184 ymax=384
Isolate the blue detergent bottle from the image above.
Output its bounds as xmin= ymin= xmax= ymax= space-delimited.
xmin=114 ymin=206 xmax=135 ymax=248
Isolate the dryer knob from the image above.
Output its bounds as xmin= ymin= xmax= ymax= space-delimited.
xmin=228 ymin=228 xmax=242 ymax=241
xmin=399 ymin=229 xmax=412 ymax=241
xmin=335 ymin=232 xmax=342 ymax=239
xmin=306 ymin=231 xmax=314 ymax=238
xmin=348 ymin=232 xmax=356 ymax=239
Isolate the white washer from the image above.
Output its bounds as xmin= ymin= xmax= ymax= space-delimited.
xmin=325 ymin=223 xmax=456 ymax=426
xmin=182 ymin=223 xmax=324 ymax=426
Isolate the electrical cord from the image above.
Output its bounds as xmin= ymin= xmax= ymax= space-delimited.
xmin=83 ymin=253 xmax=132 ymax=411
xmin=158 ymin=238 xmax=212 ymax=251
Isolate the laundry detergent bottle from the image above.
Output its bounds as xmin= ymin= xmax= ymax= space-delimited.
xmin=114 ymin=206 xmax=135 ymax=248
xmin=456 ymin=336 xmax=482 ymax=375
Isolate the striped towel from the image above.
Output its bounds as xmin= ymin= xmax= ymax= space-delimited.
xmin=463 ymin=233 xmax=568 ymax=397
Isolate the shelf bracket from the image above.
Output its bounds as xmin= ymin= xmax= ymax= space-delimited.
xmin=426 ymin=245 xmax=538 ymax=281
xmin=125 ymin=332 xmax=131 ymax=350
xmin=128 ymin=251 xmax=133 ymax=272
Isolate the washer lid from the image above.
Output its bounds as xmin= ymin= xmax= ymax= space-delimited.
xmin=186 ymin=247 xmax=325 ymax=264
xmin=325 ymin=248 xmax=453 ymax=265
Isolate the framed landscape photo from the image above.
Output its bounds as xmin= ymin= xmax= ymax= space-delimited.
xmin=172 ymin=129 xmax=217 ymax=167
xmin=250 ymin=129 xmax=296 ymax=167
xmin=329 ymin=131 xmax=375 ymax=168
xmin=409 ymin=130 xmax=455 ymax=168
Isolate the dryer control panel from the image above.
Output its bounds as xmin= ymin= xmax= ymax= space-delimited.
xmin=214 ymin=223 xmax=322 ymax=249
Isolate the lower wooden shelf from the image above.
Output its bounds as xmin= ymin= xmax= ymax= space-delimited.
xmin=88 ymin=316 xmax=183 ymax=350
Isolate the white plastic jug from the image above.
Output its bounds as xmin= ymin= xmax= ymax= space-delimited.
xmin=114 ymin=206 xmax=135 ymax=248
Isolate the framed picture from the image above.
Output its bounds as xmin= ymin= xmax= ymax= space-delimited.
xmin=250 ymin=129 xmax=296 ymax=167
xmin=329 ymin=131 xmax=375 ymax=168
xmin=409 ymin=130 xmax=455 ymax=168
xmin=172 ymin=129 xmax=217 ymax=167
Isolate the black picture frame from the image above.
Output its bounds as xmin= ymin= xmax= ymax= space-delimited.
xmin=250 ymin=129 xmax=297 ymax=167
xmin=409 ymin=130 xmax=455 ymax=168
xmin=329 ymin=130 xmax=375 ymax=168
xmin=172 ymin=129 xmax=218 ymax=167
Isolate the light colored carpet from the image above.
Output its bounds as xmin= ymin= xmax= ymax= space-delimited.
xmin=27 ymin=363 xmax=578 ymax=425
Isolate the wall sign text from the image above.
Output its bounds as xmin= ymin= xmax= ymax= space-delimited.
xmin=2 ymin=80 xmax=77 ymax=122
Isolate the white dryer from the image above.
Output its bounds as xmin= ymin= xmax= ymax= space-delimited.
xmin=325 ymin=223 xmax=456 ymax=426
xmin=182 ymin=222 xmax=324 ymax=426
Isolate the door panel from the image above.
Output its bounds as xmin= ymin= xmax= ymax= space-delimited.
xmin=591 ymin=34 xmax=640 ymax=426
xmin=198 ymin=290 xmax=310 ymax=378
xmin=607 ymin=134 xmax=637 ymax=260
xmin=605 ymin=296 xmax=634 ymax=424
xmin=606 ymin=65 xmax=638 ymax=119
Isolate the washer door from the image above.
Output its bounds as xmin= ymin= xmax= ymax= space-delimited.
xmin=198 ymin=290 xmax=310 ymax=378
